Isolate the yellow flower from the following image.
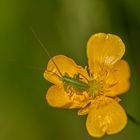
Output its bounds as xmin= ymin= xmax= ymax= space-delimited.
xmin=44 ymin=33 xmax=130 ymax=137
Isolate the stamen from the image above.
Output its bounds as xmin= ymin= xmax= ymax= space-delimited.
xmin=88 ymin=80 xmax=103 ymax=98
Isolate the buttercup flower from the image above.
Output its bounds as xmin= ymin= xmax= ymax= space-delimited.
xmin=44 ymin=33 xmax=130 ymax=137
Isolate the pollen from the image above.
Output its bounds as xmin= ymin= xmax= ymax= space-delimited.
xmin=88 ymin=80 xmax=103 ymax=98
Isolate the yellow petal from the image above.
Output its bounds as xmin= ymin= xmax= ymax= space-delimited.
xmin=105 ymin=60 xmax=130 ymax=96
xmin=113 ymin=59 xmax=130 ymax=80
xmin=87 ymin=33 xmax=125 ymax=73
xmin=46 ymin=85 xmax=72 ymax=108
xmin=44 ymin=55 xmax=88 ymax=85
xmin=44 ymin=70 xmax=62 ymax=86
xmin=46 ymin=85 xmax=89 ymax=109
xmin=78 ymin=101 xmax=91 ymax=115
xmin=86 ymin=96 xmax=127 ymax=137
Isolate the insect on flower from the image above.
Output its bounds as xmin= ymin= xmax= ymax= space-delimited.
xmin=43 ymin=33 xmax=131 ymax=137
xmin=31 ymin=28 xmax=132 ymax=138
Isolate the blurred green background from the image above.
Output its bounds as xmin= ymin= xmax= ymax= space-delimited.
xmin=1 ymin=0 xmax=140 ymax=140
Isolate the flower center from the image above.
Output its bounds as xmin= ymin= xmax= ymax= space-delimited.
xmin=88 ymin=80 xmax=103 ymax=98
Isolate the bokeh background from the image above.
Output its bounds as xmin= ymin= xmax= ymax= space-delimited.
xmin=1 ymin=0 xmax=140 ymax=140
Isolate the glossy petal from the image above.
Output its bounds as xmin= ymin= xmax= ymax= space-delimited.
xmin=46 ymin=85 xmax=89 ymax=109
xmin=44 ymin=55 xmax=88 ymax=85
xmin=78 ymin=101 xmax=91 ymax=115
xmin=87 ymin=33 xmax=125 ymax=73
xmin=113 ymin=60 xmax=130 ymax=79
xmin=86 ymin=96 xmax=127 ymax=137
xmin=105 ymin=60 xmax=130 ymax=96
xmin=46 ymin=85 xmax=72 ymax=108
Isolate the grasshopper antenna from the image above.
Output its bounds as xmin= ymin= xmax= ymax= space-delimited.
xmin=30 ymin=27 xmax=63 ymax=76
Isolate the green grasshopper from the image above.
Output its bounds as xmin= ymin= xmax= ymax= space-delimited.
xmin=30 ymin=27 xmax=91 ymax=95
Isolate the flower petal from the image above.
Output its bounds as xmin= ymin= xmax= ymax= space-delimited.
xmin=44 ymin=55 xmax=88 ymax=85
xmin=86 ymin=96 xmax=127 ymax=137
xmin=87 ymin=33 xmax=125 ymax=73
xmin=105 ymin=60 xmax=130 ymax=96
xmin=46 ymin=85 xmax=89 ymax=109
xmin=46 ymin=85 xmax=72 ymax=108
xmin=78 ymin=101 xmax=91 ymax=115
